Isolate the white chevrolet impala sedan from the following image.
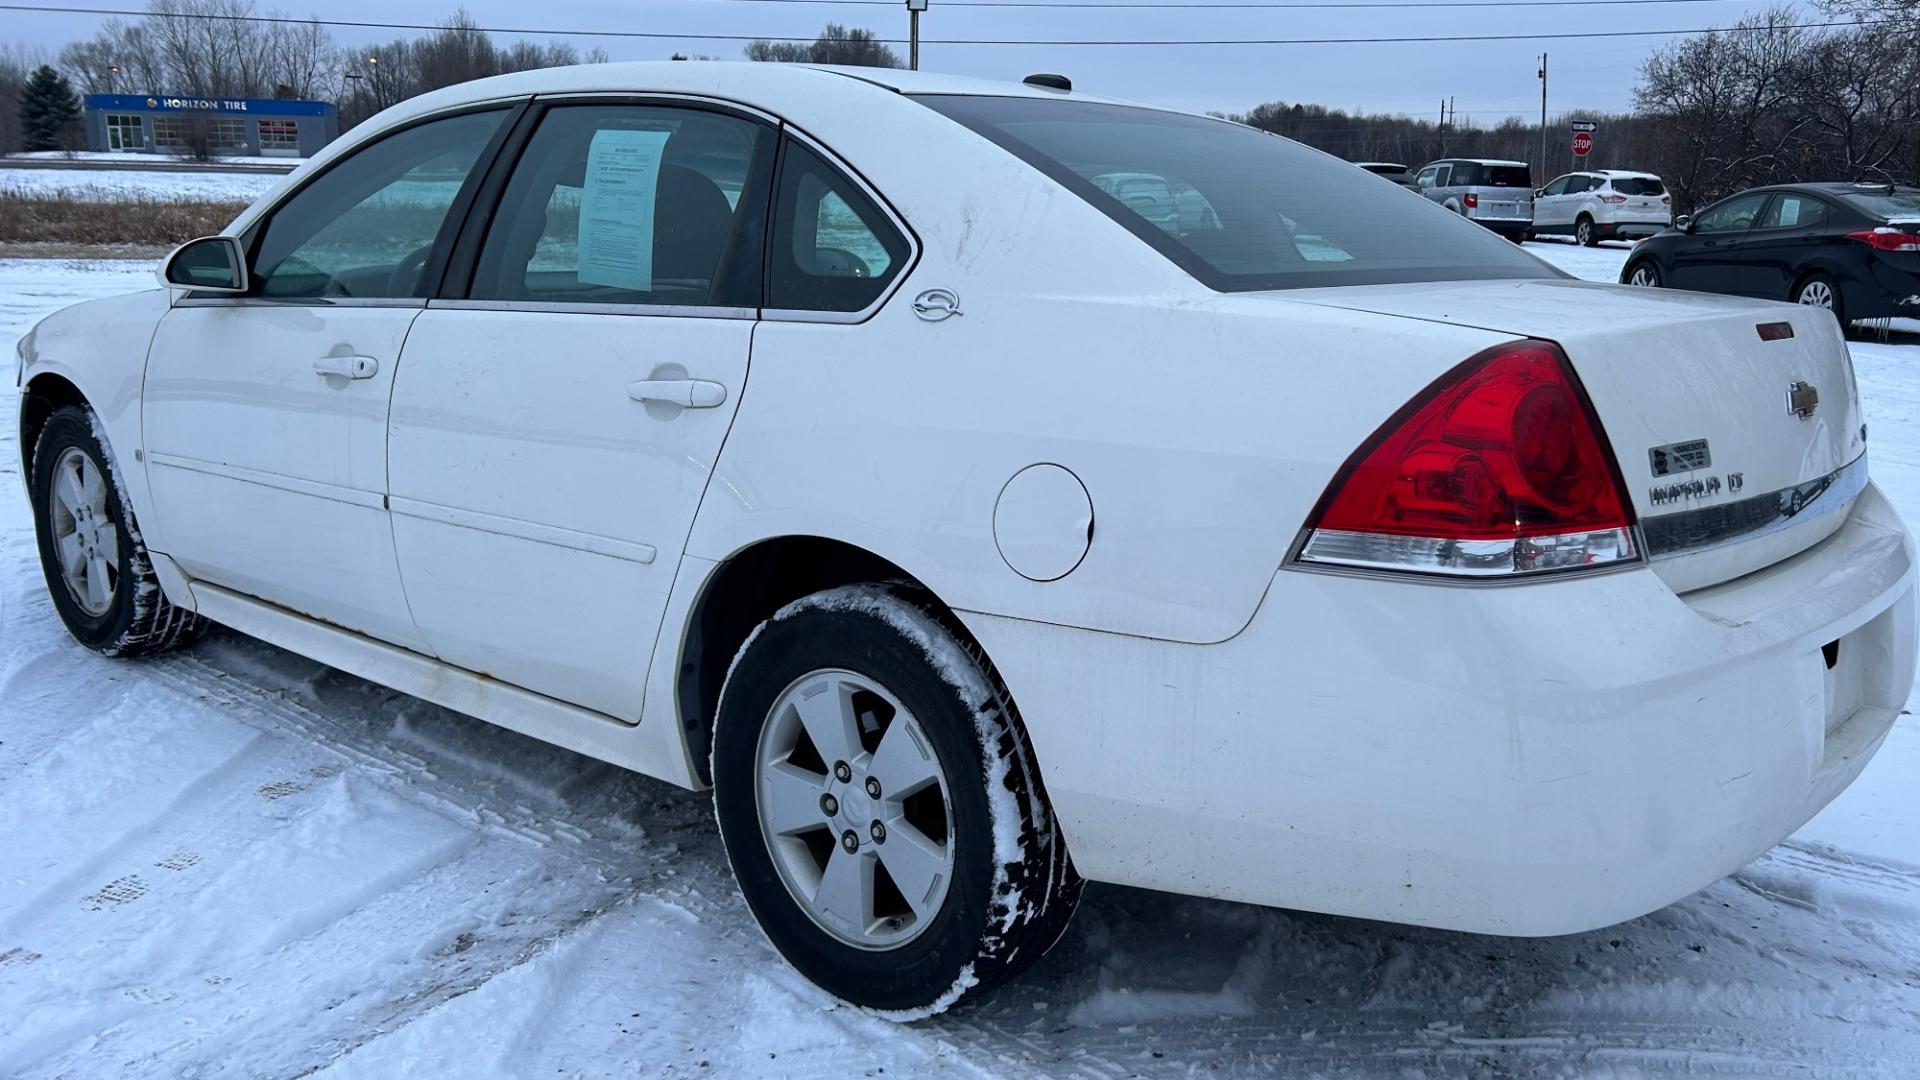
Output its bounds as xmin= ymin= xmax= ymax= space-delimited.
xmin=16 ymin=62 xmax=1916 ymax=1014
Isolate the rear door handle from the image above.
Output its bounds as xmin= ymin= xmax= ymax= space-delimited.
xmin=314 ymin=355 xmax=378 ymax=380
xmin=627 ymin=379 xmax=728 ymax=409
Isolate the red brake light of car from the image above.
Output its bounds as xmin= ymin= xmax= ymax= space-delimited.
xmin=1296 ymin=341 xmax=1639 ymax=579
xmin=1848 ymin=227 xmax=1920 ymax=252
xmin=1599 ymin=193 xmax=1627 ymax=204
xmin=1660 ymin=194 xmax=1672 ymax=204
xmin=1463 ymin=193 xmax=1479 ymax=209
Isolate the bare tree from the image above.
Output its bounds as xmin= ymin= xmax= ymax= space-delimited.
xmin=745 ymin=24 xmax=901 ymax=68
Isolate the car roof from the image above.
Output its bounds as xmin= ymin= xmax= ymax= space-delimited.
xmin=1353 ymin=161 xmax=1410 ymax=169
xmin=1591 ymin=170 xmax=1660 ymax=179
xmin=1447 ymin=158 xmax=1529 ymax=167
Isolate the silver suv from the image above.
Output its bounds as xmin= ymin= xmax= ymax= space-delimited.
xmin=1413 ymin=158 xmax=1535 ymax=241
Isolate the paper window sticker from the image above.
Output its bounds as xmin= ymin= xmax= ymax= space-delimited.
xmin=576 ymin=128 xmax=671 ymax=292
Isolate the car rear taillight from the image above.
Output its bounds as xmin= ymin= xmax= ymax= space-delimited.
xmin=1463 ymin=193 xmax=1478 ymax=210
xmin=1598 ymin=193 xmax=1627 ymax=204
xmin=1848 ymin=227 xmax=1920 ymax=252
xmin=1295 ymin=341 xmax=1639 ymax=579
xmin=1660 ymin=194 xmax=1671 ymax=204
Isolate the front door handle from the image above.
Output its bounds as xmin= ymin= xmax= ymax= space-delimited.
xmin=314 ymin=355 xmax=379 ymax=380
xmin=627 ymin=379 xmax=728 ymax=409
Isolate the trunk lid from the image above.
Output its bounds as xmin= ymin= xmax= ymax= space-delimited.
xmin=1473 ymin=185 xmax=1533 ymax=221
xmin=1282 ymin=278 xmax=1867 ymax=591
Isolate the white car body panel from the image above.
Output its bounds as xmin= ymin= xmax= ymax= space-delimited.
xmin=388 ymin=307 xmax=753 ymax=721
xmin=142 ymin=302 xmax=429 ymax=651
xmin=15 ymin=61 xmax=1916 ymax=936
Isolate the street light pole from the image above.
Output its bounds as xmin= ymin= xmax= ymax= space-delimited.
xmin=1537 ymin=53 xmax=1548 ymax=182
xmin=907 ymin=0 xmax=927 ymax=71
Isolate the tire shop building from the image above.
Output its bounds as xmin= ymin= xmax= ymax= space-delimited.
xmin=83 ymin=94 xmax=339 ymax=158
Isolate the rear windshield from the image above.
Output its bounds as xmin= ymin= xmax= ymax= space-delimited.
xmin=1841 ymin=189 xmax=1920 ymax=222
xmin=1609 ymin=177 xmax=1666 ymax=196
xmin=916 ymin=96 xmax=1558 ymax=292
xmin=1451 ymin=163 xmax=1534 ymax=189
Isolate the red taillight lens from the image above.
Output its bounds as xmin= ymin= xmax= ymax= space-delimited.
xmin=1848 ymin=228 xmax=1920 ymax=252
xmin=1660 ymin=194 xmax=1671 ymax=204
xmin=1297 ymin=341 xmax=1638 ymax=578
xmin=1463 ymin=193 xmax=1479 ymax=209
xmin=1599 ymin=193 xmax=1627 ymax=204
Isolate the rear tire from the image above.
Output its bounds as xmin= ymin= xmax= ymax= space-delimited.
xmin=1793 ymin=272 xmax=1847 ymax=328
xmin=30 ymin=406 xmax=206 ymax=657
xmin=1576 ymin=216 xmax=1598 ymax=247
xmin=1625 ymin=259 xmax=1662 ymax=288
xmin=711 ymin=583 xmax=1081 ymax=1015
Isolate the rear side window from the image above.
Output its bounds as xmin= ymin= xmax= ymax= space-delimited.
xmin=766 ymin=139 xmax=910 ymax=313
xmin=916 ymin=96 xmax=1556 ymax=291
xmin=468 ymin=104 xmax=774 ymax=307
xmin=1610 ymin=177 xmax=1665 ymax=196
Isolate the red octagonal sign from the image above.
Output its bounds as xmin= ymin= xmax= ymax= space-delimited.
xmin=1572 ymin=131 xmax=1594 ymax=157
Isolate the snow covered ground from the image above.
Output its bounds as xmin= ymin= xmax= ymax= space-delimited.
xmin=2 ymin=247 xmax=1919 ymax=1078
xmin=0 ymin=167 xmax=283 ymax=204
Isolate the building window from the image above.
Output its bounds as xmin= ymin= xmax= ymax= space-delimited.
xmin=151 ymin=116 xmax=190 ymax=147
xmin=259 ymin=120 xmax=299 ymax=152
xmin=211 ymin=117 xmax=246 ymax=148
xmin=104 ymin=114 xmax=143 ymax=151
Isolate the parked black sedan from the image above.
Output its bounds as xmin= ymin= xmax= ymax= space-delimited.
xmin=1620 ymin=182 xmax=1920 ymax=324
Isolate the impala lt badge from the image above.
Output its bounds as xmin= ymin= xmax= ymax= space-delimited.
xmin=1787 ymin=381 xmax=1819 ymax=419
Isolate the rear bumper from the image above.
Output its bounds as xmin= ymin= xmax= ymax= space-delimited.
xmin=1596 ymin=219 xmax=1668 ymax=239
xmin=1852 ymin=259 xmax=1920 ymax=319
xmin=965 ymin=482 xmax=1916 ymax=935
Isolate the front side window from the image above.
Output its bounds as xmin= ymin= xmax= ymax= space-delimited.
xmin=470 ymin=104 xmax=774 ymax=307
xmin=1541 ymin=176 xmax=1571 ymax=197
xmin=767 ymin=139 xmax=910 ymax=313
xmin=1693 ymin=192 xmax=1769 ymax=233
xmin=250 ymin=109 xmax=506 ymax=299
xmin=917 ymin=96 xmax=1556 ymax=291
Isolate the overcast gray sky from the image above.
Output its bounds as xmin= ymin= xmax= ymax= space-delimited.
xmin=7 ymin=0 xmax=1814 ymax=119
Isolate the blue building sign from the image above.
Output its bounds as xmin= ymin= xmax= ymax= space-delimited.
xmin=82 ymin=93 xmax=339 ymax=158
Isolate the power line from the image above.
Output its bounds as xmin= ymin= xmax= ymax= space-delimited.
xmin=0 ymin=3 xmax=1884 ymax=47
xmin=697 ymin=0 xmax=1758 ymax=8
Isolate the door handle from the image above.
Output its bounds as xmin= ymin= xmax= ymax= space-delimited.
xmin=314 ymin=355 xmax=379 ymax=380
xmin=627 ymin=379 xmax=728 ymax=409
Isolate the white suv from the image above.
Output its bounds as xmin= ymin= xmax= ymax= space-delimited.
xmin=1533 ymin=169 xmax=1672 ymax=245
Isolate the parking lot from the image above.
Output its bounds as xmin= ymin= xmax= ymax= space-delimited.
xmin=1 ymin=241 xmax=1917 ymax=1078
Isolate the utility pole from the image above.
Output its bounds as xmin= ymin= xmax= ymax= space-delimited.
xmin=1537 ymin=53 xmax=1548 ymax=182
xmin=907 ymin=0 xmax=928 ymax=71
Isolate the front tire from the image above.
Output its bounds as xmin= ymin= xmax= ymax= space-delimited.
xmin=30 ymin=406 xmax=206 ymax=657
xmin=712 ymin=583 xmax=1080 ymax=1015
xmin=1626 ymin=259 xmax=1662 ymax=288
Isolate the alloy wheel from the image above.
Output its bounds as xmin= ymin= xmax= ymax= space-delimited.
xmin=1797 ymin=279 xmax=1835 ymax=309
xmin=754 ymin=668 xmax=956 ymax=950
xmin=1628 ymin=265 xmax=1660 ymax=287
xmin=46 ymin=446 xmax=118 ymax=617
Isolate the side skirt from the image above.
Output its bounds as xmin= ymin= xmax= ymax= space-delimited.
xmin=190 ymin=581 xmax=699 ymax=788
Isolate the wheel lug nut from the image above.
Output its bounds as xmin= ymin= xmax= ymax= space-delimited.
xmin=840 ymin=830 xmax=859 ymax=853
xmin=864 ymin=777 xmax=881 ymax=799
xmin=833 ymin=761 xmax=852 ymax=783
xmin=820 ymin=793 xmax=838 ymax=817
xmin=869 ymin=820 xmax=886 ymax=843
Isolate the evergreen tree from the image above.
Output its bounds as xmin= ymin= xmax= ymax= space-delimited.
xmin=19 ymin=65 xmax=81 ymax=152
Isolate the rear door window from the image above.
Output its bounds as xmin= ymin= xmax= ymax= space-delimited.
xmin=1757 ymin=194 xmax=1832 ymax=230
xmin=916 ymin=96 xmax=1557 ymax=291
xmin=468 ymin=104 xmax=775 ymax=307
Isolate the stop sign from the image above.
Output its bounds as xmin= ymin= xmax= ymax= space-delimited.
xmin=1572 ymin=131 xmax=1594 ymax=157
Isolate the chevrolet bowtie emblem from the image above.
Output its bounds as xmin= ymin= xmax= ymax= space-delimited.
xmin=1787 ymin=381 xmax=1819 ymax=419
